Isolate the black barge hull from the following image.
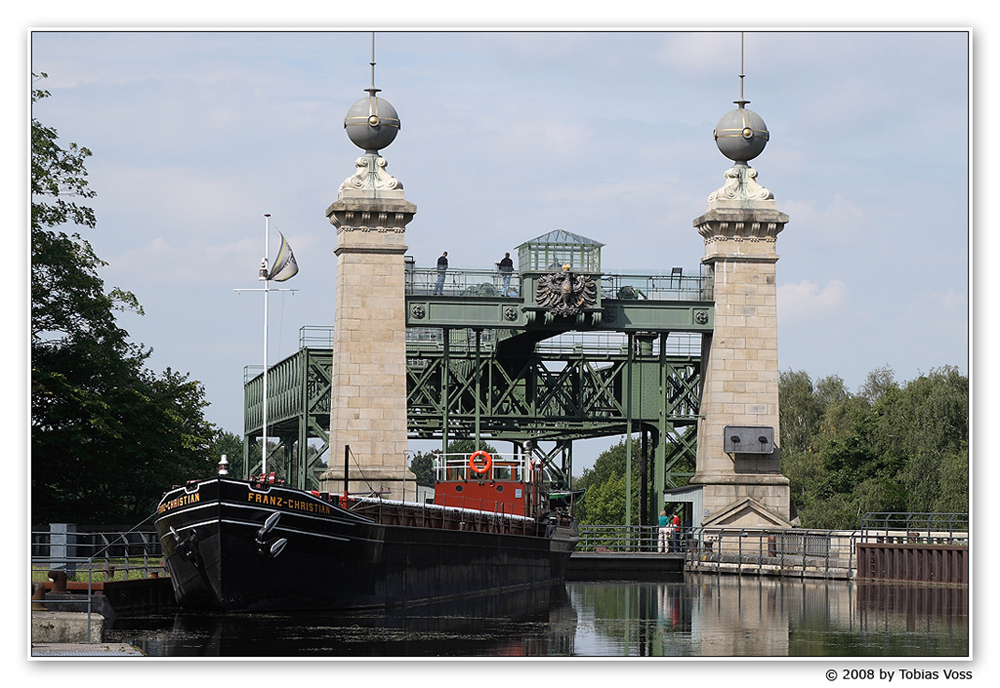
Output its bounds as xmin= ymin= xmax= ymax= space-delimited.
xmin=154 ymin=478 xmax=577 ymax=612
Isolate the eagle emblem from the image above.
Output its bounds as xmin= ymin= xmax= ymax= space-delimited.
xmin=536 ymin=264 xmax=597 ymax=317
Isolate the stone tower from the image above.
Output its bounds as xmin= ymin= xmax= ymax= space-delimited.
xmin=690 ymin=97 xmax=792 ymax=527
xmin=319 ymin=79 xmax=418 ymax=501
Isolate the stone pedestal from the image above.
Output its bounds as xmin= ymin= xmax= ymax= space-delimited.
xmin=691 ymin=163 xmax=792 ymax=527
xmin=319 ymin=154 xmax=418 ymax=501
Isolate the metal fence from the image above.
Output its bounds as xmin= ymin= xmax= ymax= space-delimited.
xmin=577 ymin=516 xmax=969 ymax=580
xmin=406 ymin=266 xmax=522 ymax=298
xmin=404 ymin=266 xmax=710 ymax=302
xmin=599 ymin=272 xmax=711 ymax=301
xmin=577 ymin=524 xmax=859 ymax=577
xmin=685 ymin=527 xmax=859 ymax=578
xmin=31 ymin=529 xmax=164 ymax=577
xmin=31 ymin=527 xmax=165 ymax=642
xmin=861 ymin=512 xmax=969 ymax=544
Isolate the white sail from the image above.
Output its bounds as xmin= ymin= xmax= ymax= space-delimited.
xmin=267 ymin=232 xmax=299 ymax=282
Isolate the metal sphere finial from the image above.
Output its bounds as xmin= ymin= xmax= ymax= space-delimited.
xmin=713 ymin=32 xmax=769 ymax=164
xmin=344 ymin=32 xmax=400 ymax=154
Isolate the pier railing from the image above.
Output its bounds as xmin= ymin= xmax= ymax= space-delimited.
xmin=576 ymin=524 xmax=859 ymax=576
xmin=31 ymin=528 xmax=165 ymax=579
xmin=576 ymin=520 xmax=969 ymax=580
xmin=31 ymin=526 xmax=165 ymax=643
xmin=577 ymin=524 xmax=662 ymax=552
xmin=686 ymin=527 xmax=860 ymax=578
xmin=860 ymin=512 xmax=969 ymax=544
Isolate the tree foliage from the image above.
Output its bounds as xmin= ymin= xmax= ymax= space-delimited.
xmin=408 ymin=440 xmax=500 ymax=485
xmin=409 ymin=451 xmax=436 ymax=485
xmin=780 ymin=366 xmax=968 ymax=528
xmin=572 ymin=439 xmax=643 ymax=526
xmin=571 ymin=366 xmax=968 ymax=531
xmin=31 ymin=75 xmax=218 ymax=526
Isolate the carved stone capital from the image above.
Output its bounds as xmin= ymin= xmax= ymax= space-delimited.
xmin=326 ymin=197 xmax=417 ymax=234
xmin=707 ymin=164 xmax=775 ymax=208
xmin=338 ymin=154 xmax=405 ymax=199
xmin=693 ymin=207 xmax=789 ymax=245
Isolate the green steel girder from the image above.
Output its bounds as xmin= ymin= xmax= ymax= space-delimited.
xmin=244 ymin=346 xmax=331 ymax=488
xmin=405 ymin=347 xmax=700 ymax=438
xmin=245 ymin=281 xmax=711 ymax=498
xmin=244 ymin=334 xmax=702 ymax=491
xmin=407 ymin=296 xmax=714 ymax=333
xmin=663 ymin=424 xmax=698 ymax=490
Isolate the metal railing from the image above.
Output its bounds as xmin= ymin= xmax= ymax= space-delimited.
xmin=599 ymin=272 xmax=711 ymax=302
xmin=433 ymin=452 xmax=532 ymax=483
xmin=31 ymin=527 xmax=165 ymax=642
xmin=534 ymin=331 xmax=702 ymax=358
xmin=576 ymin=524 xmax=861 ymax=578
xmin=406 ymin=266 xmax=523 ymax=298
xmin=32 ymin=529 xmax=164 ymax=578
xmin=578 ymin=524 xmax=663 ymax=552
xmin=404 ymin=265 xmax=711 ymax=302
xmin=299 ymin=324 xmax=335 ymax=348
xmin=860 ymin=512 xmax=969 ymax=545
xmin=577 ymin=518 xmax=970 ymax=580
xmin=685 ymin=527 xmax=861 ymax=578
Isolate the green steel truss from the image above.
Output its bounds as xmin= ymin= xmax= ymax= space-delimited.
xmin=243 ymin=343 xmax=331 ymax=489
xmin=243 ymin=291 xmax=711 ymax=524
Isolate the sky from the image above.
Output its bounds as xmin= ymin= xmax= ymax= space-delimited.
xmin=26 ymin=29 xmax=971 ymax=473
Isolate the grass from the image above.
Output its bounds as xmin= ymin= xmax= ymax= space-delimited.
xmin=32 ymin=557 xmax=165 ymax=583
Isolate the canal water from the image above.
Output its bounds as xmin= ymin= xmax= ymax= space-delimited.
xmin=105 ymin=575 xmax=969 ymax=661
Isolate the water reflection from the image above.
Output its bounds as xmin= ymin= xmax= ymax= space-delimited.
xmin=113 ymin=584 xmax=577 ymax=657
xmin=570 ymin=577 xmax=968 ymax=657
xmin=107 ymin=576 xmax=968 ymax=658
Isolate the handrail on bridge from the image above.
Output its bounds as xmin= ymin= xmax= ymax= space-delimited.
xmin=577 ymin=519 xmax=969 ymax=578
xmin=404 ymin=264 xmax=710 ymax=301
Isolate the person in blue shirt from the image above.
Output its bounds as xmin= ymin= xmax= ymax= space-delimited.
xmin=658 ymin=510 xmax=670 ymax=553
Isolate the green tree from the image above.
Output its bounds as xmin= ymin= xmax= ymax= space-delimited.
xmin=31 ymin=74 xmax=217 ymax=525
xmin=409 ymin=451 xmax=436 ymax=484
xmin=573 ymin=439 xmax=642 ymax=525
xmin=780 ymin=366 xmax=968 ymax=529
xmin=211 ymin=429 xmax=246 ymax=477
xmin=779 ymin=370 xmax=826 ymax=454
xmin=779 ymin=370 xmax=855 ymax=525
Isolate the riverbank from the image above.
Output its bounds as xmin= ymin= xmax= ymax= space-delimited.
xmin=31 ymin=640 xmax=144 ymax=657
xmin=31 ymin=610 xmax=144 ymax=657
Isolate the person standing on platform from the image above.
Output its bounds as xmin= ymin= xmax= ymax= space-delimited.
xmin=434 ymin=251 xmax=448 ymax=295
xmin=498 ymin=252 xmax=514 ymax=296
xmin=671 ymin=514 xmax=682 ymax=551
xmin=658 ymin=510 xmax=670 ymax=553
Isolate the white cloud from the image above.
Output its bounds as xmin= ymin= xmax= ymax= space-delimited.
xmin=779 ymin=193 xmax=869 ymax=245
xmin=900 ymin=288 xmax=969 ymax=332
xmin=105 ymin=236 xmax=261 ymax=286
xmin=778 ymin=279 xmax=849 ymax=320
